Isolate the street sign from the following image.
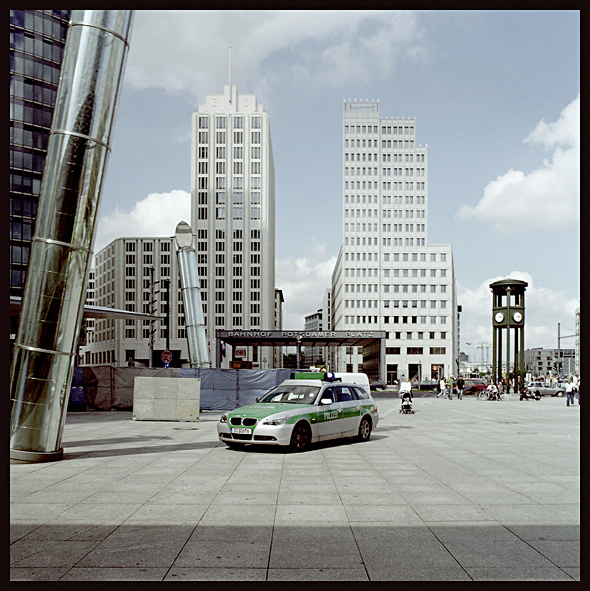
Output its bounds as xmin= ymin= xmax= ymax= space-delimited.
xmin=161 ymin=350 xmax=172 ymax=363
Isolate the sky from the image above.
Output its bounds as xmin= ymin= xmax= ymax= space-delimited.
xmin=94 ymin=10 xmax=580 ymax=360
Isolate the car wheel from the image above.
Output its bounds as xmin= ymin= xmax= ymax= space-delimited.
xmin=556 ymin=391 xmax=564 ymax=397
xmin=356 ymin=416 xmax=372 ymax=442
xmin=289 ymin=422 xmax=311 ymax=452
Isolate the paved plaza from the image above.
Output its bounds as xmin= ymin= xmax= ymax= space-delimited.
xmin=10 ymin=393 xmax=580 ymax=581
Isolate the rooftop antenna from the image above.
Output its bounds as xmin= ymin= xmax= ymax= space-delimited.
xmin=228 ymin=46 xmax=232 ymax=103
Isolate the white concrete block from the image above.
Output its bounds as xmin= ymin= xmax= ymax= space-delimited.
xmin=133 ymin=377 xmax=200 ymax=421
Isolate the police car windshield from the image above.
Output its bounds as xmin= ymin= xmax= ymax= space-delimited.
xmin=259 ymin=385 xmax=320 ymax=404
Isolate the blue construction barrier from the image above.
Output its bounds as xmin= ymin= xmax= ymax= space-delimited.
xmin=70 ymin=367 xmax=292 ymax=411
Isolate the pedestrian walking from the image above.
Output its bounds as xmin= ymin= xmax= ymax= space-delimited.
xmin=437 ymin=377 xmax=446 ymax=399
xmin=565 ymin=378 xmax=575 ymax=406
xmin=446 ymin=375 xmax=454 ymax=400
xmin=577 ymin=377 xmax=581 ymax=405
xmin=456 ymin=376 xmax=465 ymax=400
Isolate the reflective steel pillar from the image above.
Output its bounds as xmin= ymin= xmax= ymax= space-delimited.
xmin=9 ymin=10 xmax=134 ymax=462
xmin=174 ymin=222 xmax=210 ymax=368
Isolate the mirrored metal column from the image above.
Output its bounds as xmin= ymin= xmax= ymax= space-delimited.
xmin=175 ymin=222 xmax=210 ymax=368
xmin=9 ymin=10 xmax=134 ymax=462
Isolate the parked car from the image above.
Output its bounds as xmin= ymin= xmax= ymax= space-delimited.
xmin=463 ymin=378 xmax=487 ymax=395
xmin=525 ymin=381 xmax=565 ymax=397
xmin=217 ymin=372 xmax=379 ymax=452
xmin=370 ymin=380 xmax=387 ymax=391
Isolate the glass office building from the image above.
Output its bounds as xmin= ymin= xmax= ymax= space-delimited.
xmin=9 ymin=9 xmax=71 ymax=299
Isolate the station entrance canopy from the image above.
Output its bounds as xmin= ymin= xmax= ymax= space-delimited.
xmin=216 ymin=330 xmax=387 ymax=381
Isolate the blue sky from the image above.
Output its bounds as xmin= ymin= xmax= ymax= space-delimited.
xmin=95 ymin=10 xmax=580 ymax=357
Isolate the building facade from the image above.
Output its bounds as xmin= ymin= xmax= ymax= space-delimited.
xmin=81 ymin=237 xmax=191 ymax=367
xmin=330 ymin=100 xmax=457 ymax=384
xmin=524 ymin=347 xmax=576 ymax=377
xmin=10 ymin=10 xmax=71 ymax=344
xmin=191 ymin=85 xmax=276 ymax=367
xmin=303 ymin=309 xmax=324 ymax=368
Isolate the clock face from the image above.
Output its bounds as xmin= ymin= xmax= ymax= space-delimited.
xmin=513 ymin=312 xmax=522 ymax=322
xmin=495 ymin=312 xmax=504 ymax=323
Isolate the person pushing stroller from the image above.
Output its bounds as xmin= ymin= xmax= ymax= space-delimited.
xmin=399 ymin=377 xmax=414 ymax=414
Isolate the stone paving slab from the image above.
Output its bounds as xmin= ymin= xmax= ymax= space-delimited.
xmin=10 ymin=395 xmax=579 ymax=581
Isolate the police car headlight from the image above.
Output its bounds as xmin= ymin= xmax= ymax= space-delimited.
xmin=263 ymin=416 xmax=291 ymax=425
xmin=219 ymin=414 xmax=228 ymax=424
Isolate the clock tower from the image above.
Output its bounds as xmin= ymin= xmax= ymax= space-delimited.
xmin=490 ymin=279 xmax=528 ymax=393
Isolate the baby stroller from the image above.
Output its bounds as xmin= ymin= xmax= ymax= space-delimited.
xmin=399 ymin=392 xmax=414 ymax=414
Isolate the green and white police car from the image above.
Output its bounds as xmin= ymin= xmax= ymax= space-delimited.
xmin=217 ymin=372 xmax=379 ymax=451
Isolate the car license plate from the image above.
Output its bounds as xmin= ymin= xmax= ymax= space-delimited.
xmin=231 ymin=428 xmax=250 ymax=434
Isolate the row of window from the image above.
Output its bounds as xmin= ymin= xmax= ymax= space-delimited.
xmin=350 ymin=223 xmax=427 ymax=234
xmin=198 ymin=241 xmax=261 ymax=252
xmin=198 ymin=131 xmax=261 ymax=144
xmin=198 ymin=161 xmax=262 ymax=174
xmin=345 ymin=209 xmax=426 ymax=219
xmin=385 ymin=346 xmax=447 ymax=354
xmin=196 ymin=229 xmax=259 ymax=240
xmin=346 ymin=254 xmax=447 ymax=273
xmin=11 ymin=77 xmax=59 ymax=110
xmin=198 ymin=115 xmax=261 ymax=129
xmin=213 ymin=316 xmax=261 ymax=327
xmin=345 ymin=153 xmax=425 ymax=163
xmin=344 ymin=167 xmax=425 ymax=177
xmin=123 ymin=254 xmax=171 ymax=265
xmin=197 ymin=254 xmax=262 ymax=264
xmin=199 ymin=145 xmax=262 ymax=159
xmin=344 ymin=315 xmax=448 ymax=327
xmin=10 ymin=146 xmax=47 ymax=172
xmin=123 ymin=241 xmax=171 ymax=252
xmin=10 ymin=10 xmax=70 ymax=38
xmin=343 ymin=125 xmax=415 ymax=135
xmin=198 ymin=176 xmax=262 ymax=190
xmin=344 ymin=267 xmax=447 ymax=293
xmin=210 ymin=207 xmax=261 ymax=220
xmin=10 ymin=53 xmax=62 ymax=87
xmin=346 ymin=299 xmax=448 ymax=308
xmin=345 ymin=181 xmax=426 ymax=192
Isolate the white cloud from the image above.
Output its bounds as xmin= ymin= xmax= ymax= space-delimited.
xmin=125 ymin=10 xmax=426 ymax=99
xmin=457 ymin=271 xmax=579 ymax=353
xmin=275 ymin=247 xmax=336 ymax=329
xmin=455 ymin=95 xmax=580 ymax=232
xmin=94 ymin=190 xmax=191 ymax=254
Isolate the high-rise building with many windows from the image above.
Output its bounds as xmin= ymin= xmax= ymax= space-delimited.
xmin=9 ymin=10 xmax=71 ymax=343
xmin=81 ymin=236 xmax=190 ymax=367
xmin=330 ymin=100 xmax=457 ymax=384
xmin=191 ymin=85 xmax=276 ymax=367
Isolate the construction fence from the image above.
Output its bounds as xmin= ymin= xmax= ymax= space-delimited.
xmin=68 ymin=366 xmax=292 ymax=412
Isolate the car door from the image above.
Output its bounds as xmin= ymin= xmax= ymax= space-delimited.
xmin=336 ymin=385 xmax=361 ymax=436
xmin=315 ymin=386 xmax=343 ymax=440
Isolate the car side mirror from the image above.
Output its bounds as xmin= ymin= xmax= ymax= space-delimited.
xmin=255 ymin=397 xmax=260 ymax=402
xmin=320 ymin=398 xmax=333 ymax=406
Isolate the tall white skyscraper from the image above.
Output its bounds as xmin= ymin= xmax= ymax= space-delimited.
xmin=191 ymin=85 xmax=276 ymax=367
xmin=331 ymin=99 xmax=457 ymax=383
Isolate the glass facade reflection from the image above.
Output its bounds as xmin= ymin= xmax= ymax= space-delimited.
xmin=10 ymin=10 xmax=71 ymax=299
